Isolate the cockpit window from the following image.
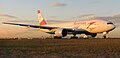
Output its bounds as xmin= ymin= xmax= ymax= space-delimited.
xmin=107 ymin=22 xmax=113 ymax=24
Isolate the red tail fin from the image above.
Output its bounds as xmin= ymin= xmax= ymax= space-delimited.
xmin=37 ymin=10 xmax=46 ymax=26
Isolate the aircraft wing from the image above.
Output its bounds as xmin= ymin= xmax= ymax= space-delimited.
xmin=3 ymin=22 xmax=89 ymax=34
xmin=3 ymin=22 xmax=58 ymax=29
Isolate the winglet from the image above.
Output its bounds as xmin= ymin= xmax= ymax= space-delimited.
xmin=38 ymin=10 xmax=46 ymax=26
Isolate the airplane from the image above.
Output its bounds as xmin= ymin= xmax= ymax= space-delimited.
xmin=3 ymin=10 xmax=116 ymax=39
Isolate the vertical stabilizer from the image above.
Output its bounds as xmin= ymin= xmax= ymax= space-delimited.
xmin=38 ymin=10 xmax=46 ymax=25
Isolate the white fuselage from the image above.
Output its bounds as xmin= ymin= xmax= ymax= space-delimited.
xmin=41 ymin=19 xmax=115 ymax=33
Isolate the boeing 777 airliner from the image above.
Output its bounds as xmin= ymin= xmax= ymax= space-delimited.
xmin=3 ymin=10 xmax=116 ymax=38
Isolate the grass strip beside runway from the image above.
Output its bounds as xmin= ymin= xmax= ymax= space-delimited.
xmin=0 ymin=39 xmax=120 ymax=58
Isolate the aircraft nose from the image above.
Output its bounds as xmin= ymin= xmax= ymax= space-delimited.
xmin=110 ymin=25 xmax=116 ymax=31
xmin=107 ymin=22 xmax=116 ymax=31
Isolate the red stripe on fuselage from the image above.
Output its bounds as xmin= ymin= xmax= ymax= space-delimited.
xmin=89 ymin=22 xmax=95 ymax=25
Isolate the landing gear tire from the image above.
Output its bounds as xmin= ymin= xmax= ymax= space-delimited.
xmin=86 ymin=35 xmax=93 ymax=39
xmin=70 ymin=33 xmax=78 ymax=39
xmin=102 ymin=32 xmax=108 ymax=39
xmin=103 ymin=36 xmax=107 ymax=38
xmin=54 ymin=36 xmax=62 ymax=39
xmin=71 ymin=36 xmax=78 ymax=39
xmin=91 ymin=33 xmax=97 ymax=38
xmin=89 ymin=33 xmax=97 ymax=39
xmin=81 ymin=33 xmax=97 ymax=39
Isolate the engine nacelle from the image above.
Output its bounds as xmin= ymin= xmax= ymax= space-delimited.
xmin=54 ymin=29 xmax=67 ymax=37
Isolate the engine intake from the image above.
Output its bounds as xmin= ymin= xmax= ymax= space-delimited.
xmin=54 ymin=29 xmax=67 ymax=37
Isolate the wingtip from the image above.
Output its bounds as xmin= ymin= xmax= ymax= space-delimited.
xmin=2 ymin=22 xmax=13 ymax=24
xmin=2 ymin=22 xmax=6 ymax=24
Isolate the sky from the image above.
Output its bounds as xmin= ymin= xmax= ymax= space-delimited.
xmin=1 ymin=0 xmax=120 ymax=20
xmin=0 ymin=0 xmax=120 ymax=38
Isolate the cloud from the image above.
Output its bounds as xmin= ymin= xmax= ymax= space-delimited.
xmin=49 ymin=2 xmax=67 ymax=7
xmin=47 ymin=20 xmax=69 ymax=23
xmin=0 ymin=26 xmax=28 ymax=38
xmin=49 ymin=16 xmax=58 ymax=18
xmin=0 ymin=13 xmax=17 ymax=18
xmin=0 ymin=25 xmax=49 ymax=38
xmin=74 ymin=14 xmax=95 ymax=18
xmin=88 ymin=0 xmax=106 ymax=5
xmin=113 ymin=14 xmax=120 ymax=17
xmin=79 ymin=14 xmax=95 ymax=17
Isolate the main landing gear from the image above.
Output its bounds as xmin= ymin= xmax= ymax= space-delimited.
xmin=71 ymin=34 xmax=78 ymax=39
xmin=71 ymin=33 xmax=97 ymax=39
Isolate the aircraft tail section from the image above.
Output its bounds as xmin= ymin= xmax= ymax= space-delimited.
xmin=38 ymin=10 xmax=46 ymax=26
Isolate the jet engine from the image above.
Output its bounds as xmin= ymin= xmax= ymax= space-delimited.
xmin=54 ymin=28 xmax=67 ymax=37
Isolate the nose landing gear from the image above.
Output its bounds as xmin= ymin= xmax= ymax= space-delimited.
xmin=103 ymin=32 xmax=108 ymax=38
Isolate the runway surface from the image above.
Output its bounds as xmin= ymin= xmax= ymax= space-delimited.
xmin=0 ymin=38 xmax=120 ymax=58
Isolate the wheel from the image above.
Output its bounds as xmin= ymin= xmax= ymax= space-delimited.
xmin=54 ymin=36 xmax=62 ymax=39
xmin=103 ymin=36 xmax=106 ymax=38
xmin=71 ymin=36 xmax=78 ymax=39
xmin=86 ymin=33 xmax=97 ymax=38
xmin=91 ymin=33 xmax=97 ymax=37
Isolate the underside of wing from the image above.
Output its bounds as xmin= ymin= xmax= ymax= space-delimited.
xmin=65 ymin=28 xmax=89 ymax=34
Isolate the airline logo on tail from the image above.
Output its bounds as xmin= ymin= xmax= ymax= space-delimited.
xmin=38 ymin=10 xmax=46 ymax=26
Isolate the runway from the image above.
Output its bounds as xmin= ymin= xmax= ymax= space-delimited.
xmin=0 ymin=38 xmax=120 ymax=58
